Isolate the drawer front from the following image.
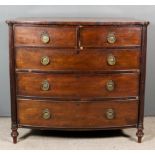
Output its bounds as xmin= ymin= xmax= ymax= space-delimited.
xmin=16 ymin=48 xmax=140 ymax=71
xmin=81 ymin=26 xmax=142 ymax=47
xmin=14 ymin=26 xmax=77 ymax=47
xmin=17 ymin=73 xmax=139 ymax=98
xmin=17 ymin=99 xmax=138 ymax=128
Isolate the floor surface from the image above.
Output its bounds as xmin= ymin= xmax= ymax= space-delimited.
xmin=0 ymin=117 xmax=155 ymax=150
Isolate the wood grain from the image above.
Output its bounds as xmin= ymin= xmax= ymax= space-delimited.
xmin=16 ymin=72 xmax=139 ymax=98
xmin=81 ymin=26 xmax=142 ymax=47
xmin=16 ymin=48 xmax=140 ymax=71
xmin=14 ymin=26 xmax=77 ymax=47
xmin=17 ymin=99 xmax=138 ymax=128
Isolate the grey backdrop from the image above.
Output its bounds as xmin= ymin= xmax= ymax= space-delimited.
xmin=0 ymin=5 xmax=154 ymax=116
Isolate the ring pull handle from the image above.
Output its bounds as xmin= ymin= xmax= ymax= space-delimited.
xmin=41 ymin=56 xmax=50 ymax=66
xmin=107 ymin=54 xmax=116 ymax=66
xmin=41 ymin=80 xmax=50 ymax=91
xmin=107 ymin=33 xmax=116 ymax=44
xmin=106 ymin=80 xmax=115 ymax=91
xmin=41 ymin=32 xmax=50 ymax=44
xmin=105 ymin=109 xmax=115 ymax=120
xmin=42 ymin=109 xmax=51 ymax=120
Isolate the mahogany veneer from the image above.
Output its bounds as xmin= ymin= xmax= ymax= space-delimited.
xmin=6 ymin=18 xmax=149 ymax=144
xmin=17 ymin=73 xmax=139 ymax=98
xmin=16 ymin=48 xmax=140 ymax=71
xmin=18 ymin=99 xmax=138 ymax=128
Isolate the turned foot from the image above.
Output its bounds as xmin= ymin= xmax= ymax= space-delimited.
xmin=11 ymin=128 xmax=19 ymax=144
xmin=136 ymin=128 xmax=144 ymax=143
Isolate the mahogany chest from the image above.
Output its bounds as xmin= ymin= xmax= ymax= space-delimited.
xmin=6 ymin=18 xmax=149 ymax=143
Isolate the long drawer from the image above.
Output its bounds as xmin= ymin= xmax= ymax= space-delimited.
xmin=16 ymin=48 xmax=140 ymax=71
xmin=17 ymin=99 xmax=138 ymax=128
xmin=16 ymin=73 xmax=139 ymax=98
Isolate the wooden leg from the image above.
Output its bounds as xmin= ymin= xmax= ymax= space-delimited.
xmin=11 ymin=128 xmax=19 ymax=144
xmin=136 ymin=128 xmax=144 ymax=143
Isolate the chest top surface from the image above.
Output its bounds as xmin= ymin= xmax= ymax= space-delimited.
xmin=6 ymin=17 xmax=149 ymax=25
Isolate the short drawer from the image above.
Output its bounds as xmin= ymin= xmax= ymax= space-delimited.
xmin=81 ymin=26 xmax=142 ymax=47
xmin=16 ymin=73 xmax=139 ymax=98
xmin=14 ymin=26 xmax=77 ymax=47
xmin=17 ymin=99 xmax=138 ymax=128
xmin=16 ymin=48 xmax=140 ymax=71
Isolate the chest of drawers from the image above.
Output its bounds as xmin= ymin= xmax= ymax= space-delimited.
xmin=6 ymin=18 xmax=149 ymax=144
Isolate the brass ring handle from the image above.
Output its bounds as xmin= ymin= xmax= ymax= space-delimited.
xmin=41 ymin=80 xmax=50 ymax=91
xmin=41 ymin=56 xmax=50 ymax=65
xmin=42 ymin=109 xmax=51 ymax=120
xmin=106 ymin=80 xmax=115 ymax=91
xmin=107 ymin=54 xmax=116 ymax=66
xmin=41 ymin=33 xmax=50 ymax=44
xmin=105 ymin=109 xmax=115 ymax=120
xmin=107 ymin=33 xmax=116 ymax=44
